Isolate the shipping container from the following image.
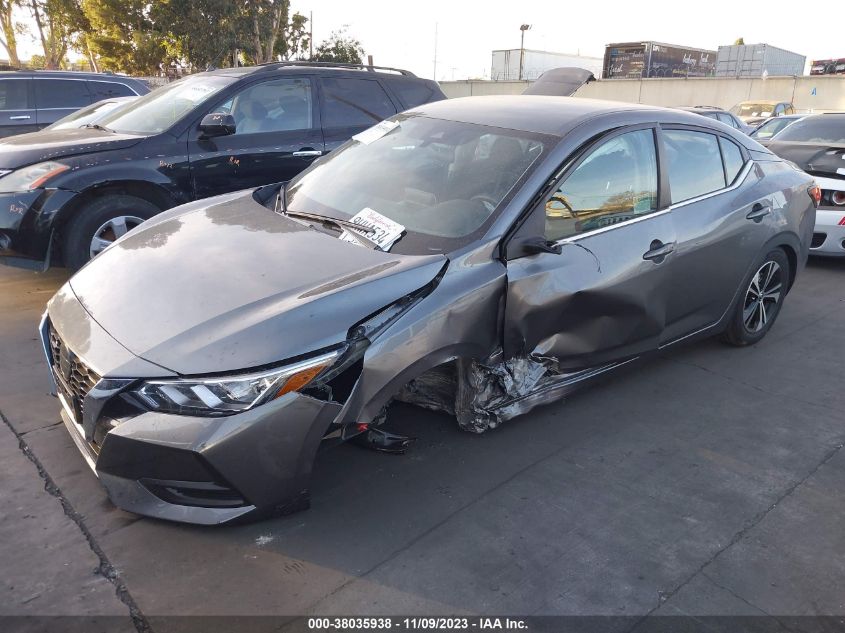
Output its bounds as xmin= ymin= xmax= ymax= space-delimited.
xmin=716 ymin=44 xmax=806 ymax=77
xmin=491 ymin=49 xmax=603 ymax=81
xmin=602 ymin=42 xmax=717 ymax=79
xmin=810 ymin=59 xmax=845 ymax=75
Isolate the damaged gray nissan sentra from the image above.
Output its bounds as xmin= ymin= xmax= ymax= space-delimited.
xmin=41 ymin=96 xmax=818 ymax=524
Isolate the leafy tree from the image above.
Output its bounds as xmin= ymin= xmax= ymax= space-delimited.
xmin=0 ymin=0 xmax=21 ymax=66
xmin=82 ymin=0 xmax=164 ymax=73
xmin=30 ymin=0 xmax=88 ymax=69
xmin=313 ymin=29 xmax=364 ymax=64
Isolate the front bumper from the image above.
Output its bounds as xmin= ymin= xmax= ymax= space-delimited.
xmin=811 ymin=208 xmax=845 ymax=257
xmin=0 ymin=188 xmax=77 ymax=268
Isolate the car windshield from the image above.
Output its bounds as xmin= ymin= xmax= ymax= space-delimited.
xmin=285 ymin=114 xmax=550 ymax=255
xmin=775 ymin=116 xmax=845 ymax=143
xmin=46 ymin=98 xmax=135 ymax=130
xmin=732 ymin=103 xmax=775 ymax=117
xmin=97 ymin=75 xmax=235 ymax=135
xmin=751 ymin=117 xmax=798 ymax=140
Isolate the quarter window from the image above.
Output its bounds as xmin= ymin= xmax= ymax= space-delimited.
xmin=545 ymin=129 xmax=658 ymax=242
xmin=320 ymin=77 xmax=396 ymax=127
xmin=0 ymin=79 xmax=29 ymax=109
xmin=88 ymin=81 xmax=136 ymax=99
xmin=663 ymin=130 xmax=726 ymax=203
xmin=218 ymin=78 xmax=313 ymax=135
xmin=35 ymin=79 xmax=91 ymax=109
xmin=720 ymin=137 xmax=745 ymax=185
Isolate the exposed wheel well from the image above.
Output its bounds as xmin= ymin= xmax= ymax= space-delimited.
xmin=778 ymin=243 xmax=798 ymax=291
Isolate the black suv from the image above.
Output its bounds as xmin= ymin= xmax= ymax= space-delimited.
xmin=676 ymin=106 xmax=752 ymax=135
xmin=0 ymin=63 xmax=445 ymax=270
xmin=0 ymin=70 xmax=149 ymax=137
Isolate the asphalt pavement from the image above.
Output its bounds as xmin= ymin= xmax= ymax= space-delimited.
xmin=1 ymin=258 xmax=844 ymax=633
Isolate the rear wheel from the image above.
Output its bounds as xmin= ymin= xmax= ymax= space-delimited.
xmin=722 ymin=248 xmax=789 ymax=346
xmin=62 ymin=195 xmax=160 ymax=271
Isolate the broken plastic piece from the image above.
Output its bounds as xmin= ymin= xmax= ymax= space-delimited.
xmin=352 ymin=427 xmax=415 ymax=454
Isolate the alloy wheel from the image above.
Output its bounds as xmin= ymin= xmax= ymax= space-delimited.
xmin=742 ymin=260 xmax=782 ymax=333
xmin=89 ymin=215 xmax=144 ymax=259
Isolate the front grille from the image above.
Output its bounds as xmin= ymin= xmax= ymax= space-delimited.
xmin=811 ymin=232 xmax=827 ymax=249
xmin=48 ymin=323 xmax=100 ymax=423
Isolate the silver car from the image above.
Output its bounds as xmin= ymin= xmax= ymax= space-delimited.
xmin=42 ymin=97 xmax=818 ymax=524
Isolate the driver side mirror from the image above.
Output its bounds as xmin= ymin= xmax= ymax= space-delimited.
xmin=523 ymin=236 xmax=562 ymax=255
xmin=199 ymin=112 xmax=236 ymax=138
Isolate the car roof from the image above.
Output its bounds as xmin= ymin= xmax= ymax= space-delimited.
xmin=0 ymin=70 xmax=140 ymax=82
xmin=206 ymin=62 xmax=418 ymax=79
xmin=408 ymin=96 xmax=715 ymax=137
xmin=676 ymin=106 xmax=728 ymax=113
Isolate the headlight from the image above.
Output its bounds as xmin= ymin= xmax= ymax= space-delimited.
xmin=129 ymin=350 xmax=340 ymax=416
xmin=0 ymin=161 xmax=70 ymax=192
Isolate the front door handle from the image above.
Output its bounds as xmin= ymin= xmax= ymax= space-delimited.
xmin=642 ymin=240 xmax=675 ymax=262
xmin=9 ymin=115 xmax=30 ymax=120
xmin=746 ymin=202 xmax=772 ymax=222
xmin=292 ymin=149 xmax=323 ymax=157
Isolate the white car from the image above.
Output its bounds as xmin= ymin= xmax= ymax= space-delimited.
xmin=766 ymin=113 xmax=845 ymax=257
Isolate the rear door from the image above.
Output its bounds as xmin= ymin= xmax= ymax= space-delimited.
xmin=504 ymin=126 xmax=677 ymax=370
xmin=0 ymin=78 xmax=35 ymax=137
xmin=34 ymin=78 xmax=93 ymax=128
xmin=188 ymin=76 xmax=324 ymax=199
xmin=318 ymin=76 xmax=399 ymax=153
xmin=659 ymin=126 xmax=772 ymax=343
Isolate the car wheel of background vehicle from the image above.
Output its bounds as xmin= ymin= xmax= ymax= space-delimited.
xmin=62 ymin=195 xmax=160 ymax=271
xmin=722 ymin=248 xmax=790 ymax=347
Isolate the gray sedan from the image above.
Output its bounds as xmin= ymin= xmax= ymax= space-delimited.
xmin=42 ymin=96 xmax=818 ymax=524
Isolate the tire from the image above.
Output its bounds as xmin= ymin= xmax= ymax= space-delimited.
xmin=62 ymin=195 xmax=160 ymax=271
xmin=722 ymin=248 xmax=790 ymax=346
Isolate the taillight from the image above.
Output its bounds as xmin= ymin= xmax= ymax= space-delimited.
xmin=809 ymin=184 xmax=821 ymax=207
xmin=832 ymin=191 xmax=845 ymax=206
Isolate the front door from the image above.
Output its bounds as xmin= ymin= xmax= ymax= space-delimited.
xmin=505 ymin=127 xmax=676 ymax=371
xmin=188 ymin=76 xmax=324 ymax=199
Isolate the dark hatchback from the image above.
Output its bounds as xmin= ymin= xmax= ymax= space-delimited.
xmin=0 ymin=63 xmax=444 ymax=270
xmin=0 ymin=70 xmax=148 ymax=137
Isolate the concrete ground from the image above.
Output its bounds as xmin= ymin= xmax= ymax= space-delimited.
xmin=0 ymin=258 xmax=843 ymax=633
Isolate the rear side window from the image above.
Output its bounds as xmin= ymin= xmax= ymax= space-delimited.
xmin=387 ymin=78 xmax=438 ymax=108
xmin=0 ymin=79 xmax=30 ymax=109
xmin=320 ymin=77 xmax=396 ymax=127
xmin=720 ymin=137 xmax=745 ymax=184
xmin=35 ymin=79 xmax=91 ymax=109
xmin=664 ymin=130 xmax=726 ymax=203
xmin=89 ymin=81 xmax=136 ymax=99
xmin=545 ymin=129 xmax=658 ymax=241
xmin=776 ymin=116 xmax=845 ymax=143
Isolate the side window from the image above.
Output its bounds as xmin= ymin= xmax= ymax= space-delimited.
xmin=716 ymin=113 xmax=734 ymax=126
xmin=220 ymin=78 xmax=313 ymax=135
xmin=774 ymin=104 xmax=785 ymax=116
xmin=545 ymin=129 xmax=658 ymax=242
xmin=0 ymin=79 xmax=30 ymax=109
xmin=88 ymin=81 xmax=136 ymax=99
xmin=663 ymin=130 xmax=726 ymax=203
xmin=386 ymin=78 xmax=437 ymax=108
xmin=320 ymin=77 xmax=397 ymax=127
xmin=720 ymin=137 xmax=745 ymax=185
xmin=35 ymin=79 xmax=91 ymax=109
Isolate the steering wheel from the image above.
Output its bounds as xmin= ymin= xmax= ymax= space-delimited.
xmin=471 ymin=194 xmax=498 ymax=213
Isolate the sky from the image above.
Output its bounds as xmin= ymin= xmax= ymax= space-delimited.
xmin=10 ymin=0 xmax=845 ymax=75
xmin=291 ymin=0 xmax=845 ymax=80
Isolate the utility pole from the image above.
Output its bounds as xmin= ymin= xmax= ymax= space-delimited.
xmin=433 ymin=22 xmax=438 ymax=80
xmin=309 ymin=11 xmax=313 ymax=59
xmin=518 ymin=24 xmax=530 ymax=80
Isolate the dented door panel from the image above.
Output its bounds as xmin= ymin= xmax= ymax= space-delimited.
xmin=504 ymin=211 xmax=676 ymax=370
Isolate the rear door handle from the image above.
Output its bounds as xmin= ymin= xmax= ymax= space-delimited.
xmin=292 ymin=149 xmax=323 ymax=157
xmin=642 ymin=240 xmax=675 ymax=262
xmin=746 ymin=202 xmax=772 ymax=222
xmin=9 ymin=115 xmax=30 ymax=120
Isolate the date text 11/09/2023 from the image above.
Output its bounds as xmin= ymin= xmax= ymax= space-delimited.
xmin=307 ymin=617 xmax=529 ymax=630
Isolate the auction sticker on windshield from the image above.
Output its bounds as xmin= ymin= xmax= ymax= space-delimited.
xmin=352 ymin=120 xmax=400 ymax=145
xmin=339 ymin=208 xmax=405 ymax=251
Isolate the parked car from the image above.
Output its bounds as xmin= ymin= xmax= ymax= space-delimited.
xmin=749 ymin=114 xmax=804 ymax=141
xmin=730 ymin=100 xmax=795 ymax=127
xmin=44 ymin=96 xmax=137 ymax=131
xmin=0 ymin=62 xmax=445 ymax=270
xmin=765 ymin=113 xmax=845 ymax=257
xmin=676 ymin=106 xmax=752 ymax=134
xmin=0 ymin=70 xmax=148 ymax=137
xmin=42 ymin=96 xmax=817 ymax=524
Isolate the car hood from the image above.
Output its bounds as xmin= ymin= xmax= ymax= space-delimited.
xmin=765 ymin=141 xmax=845 ymax=177
xmin=68 ymin=191 xmax=448 ymax=375
xmin=0 ymin=127 xmax=145 ymax=168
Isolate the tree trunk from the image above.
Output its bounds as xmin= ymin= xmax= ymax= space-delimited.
xmin=29 ymin=0 xmax=52 ymax=68
xmin=0 ymin=1 xmax=20 ymax=66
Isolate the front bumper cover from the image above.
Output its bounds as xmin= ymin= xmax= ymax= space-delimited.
xmin=0 ymin=188 xmax=77 ymax=268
